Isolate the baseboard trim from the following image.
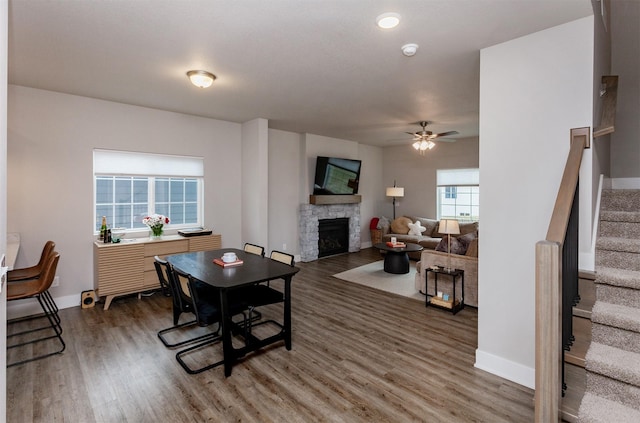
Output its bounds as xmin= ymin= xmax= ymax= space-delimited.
xmin=7 ymin=293 xmax=80 ymax=320
xmin=475 ymin=349 xmax=535 ymax=389
xmin=611 ymin=177 xmax=640 ymax=189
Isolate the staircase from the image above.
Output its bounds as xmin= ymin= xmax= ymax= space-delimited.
xmin=578 ymin=189 xmax=640 ymax=422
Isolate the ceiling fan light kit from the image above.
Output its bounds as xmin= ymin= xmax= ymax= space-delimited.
xmin=408 ymin=121 xmax=459 ymax=155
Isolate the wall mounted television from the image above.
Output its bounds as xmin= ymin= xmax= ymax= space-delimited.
xmin=313 ymin=156 xmax=361 ymax=195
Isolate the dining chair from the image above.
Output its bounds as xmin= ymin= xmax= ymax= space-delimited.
xmin=152 ymin=255 xmax=172 ymax=297
xmin=8 ymin=240 xmax=56 ymax=282
xmin=243 ymin=242 xmax=265 ymax=257
xmin=7 ymin=252 xmax=65 ymax=367
xmin=238 ymin=250 xmax=295 ymax=338
xmin=173 ymin=268 xmax=249 ymax=374
xmin=155 ymin=256 xmax=220 ymax=348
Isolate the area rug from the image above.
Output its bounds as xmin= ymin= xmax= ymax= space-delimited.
xmin=333 ymin=260 xmax=424 ymax=302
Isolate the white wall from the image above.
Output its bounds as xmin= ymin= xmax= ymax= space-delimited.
xmin=0 ymin=1 xmax=8 ymax=417
xmin=356 ymin=143 xmax=384 ymax=246
xmin=7 ymin=86 xmax=243 ymax=313
xmin=610 ymin=0 xmax=640 ymax=182
xmin=241 ymin=118 xmax=269 ymax=248
xmin=268 ymin=128 xmax=302 ymax=255
xmin=477 ymin=17 xmax=594 ymax=388
xmin=382 ymin=138 xmax=479 ymax=220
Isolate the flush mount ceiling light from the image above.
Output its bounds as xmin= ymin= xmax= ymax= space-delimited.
xmin=186 ymin=70 xmax=216 ymax=88
xmin=376 ymin=12 xmax=400 ymax=29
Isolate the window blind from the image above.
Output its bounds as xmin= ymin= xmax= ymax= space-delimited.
xmin=93 ymin=149 xmax=204 ymax=177
xmin=437 ymin=168 xmax=479 ymax=186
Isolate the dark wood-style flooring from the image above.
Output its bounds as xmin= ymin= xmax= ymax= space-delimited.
xmin=7 ymin=248 xmax=534 ymax=422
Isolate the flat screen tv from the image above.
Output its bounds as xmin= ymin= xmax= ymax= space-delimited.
xmin=313 ymin=156 xmax=361 ymax=195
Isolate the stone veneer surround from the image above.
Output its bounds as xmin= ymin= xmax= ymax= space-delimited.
xmin=299 ymin=203 xmax=361 ymax=262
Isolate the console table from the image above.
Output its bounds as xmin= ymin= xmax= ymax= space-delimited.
xmin=425 ymin=267 xmax=464 ymax=314
xmin=93 ymin=234 xmax=221 ymax=310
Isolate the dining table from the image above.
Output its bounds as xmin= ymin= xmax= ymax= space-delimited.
xmin=166 ymin=248 xmax=300 ymax=376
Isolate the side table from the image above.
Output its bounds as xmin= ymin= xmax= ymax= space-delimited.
xmin=425 ymin=267 xmax=464 ymax=315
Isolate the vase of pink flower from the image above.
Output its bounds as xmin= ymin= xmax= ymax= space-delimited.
xmin=143 ymin=214 xmax=170 ymax=239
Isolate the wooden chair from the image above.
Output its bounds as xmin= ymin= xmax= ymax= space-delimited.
xmin=7 ymin=252 xmax=65 ymax=367
xmin=243 ymin=243 xmax=265 ymax=257
xmin=155 ymin=256 xmax=219 ymax=348
xmin=8 ymin=240 xmax=55 ymax=282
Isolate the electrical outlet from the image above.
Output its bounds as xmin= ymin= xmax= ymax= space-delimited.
xmin=283 ymin=243 xmax=287 ymax=251
xmin=52 ymin=276 xmax=60 ymax=287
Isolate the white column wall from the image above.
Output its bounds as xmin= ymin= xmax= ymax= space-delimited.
xmin=0 ymin=1 xmax=8 ymax=417
xmin=241 ymin=118 xmax=269 ymax=248
xmin=476 ymin=17 xmax=594 ymax=388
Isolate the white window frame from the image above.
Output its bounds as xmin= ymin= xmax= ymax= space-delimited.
xmin=436 ymin=168 xmax=479 ymax=222
xmin=93 ymin=149 xmax=204 ymax=234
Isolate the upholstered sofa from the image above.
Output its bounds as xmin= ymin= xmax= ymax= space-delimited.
xmin=414 ymin=248 xmax=478 ymax=307
xmin=380 ymin=216 xmax=478 ymax=260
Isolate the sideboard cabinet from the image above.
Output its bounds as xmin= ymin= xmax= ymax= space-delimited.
xmin=93 ymin=234 xmax=221 ymax=310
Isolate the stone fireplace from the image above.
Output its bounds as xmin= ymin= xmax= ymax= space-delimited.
xmin=299 ymin=203 xmax=361 ymax=262
xmin=318 ymin=217 xmax=349 ymax=258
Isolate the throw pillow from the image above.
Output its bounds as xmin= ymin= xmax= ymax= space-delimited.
xmin=407 ymin=220 xmax=427 ymax=236
xmin=457 ymin=232 xmax=476 ymax=245
xmin=390 ymin=217 xmax=412 ymax=234
xmin=377 ymin=216 xmax=390 ymax=230
xmin=435 ymin=234 xmax=468 ymax=255
xmin=465 ymin=238 xmax=478 ymax=257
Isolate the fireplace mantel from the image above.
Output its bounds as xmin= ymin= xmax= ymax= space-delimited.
xmin=309 ymin=195 xmax=361 ymax=205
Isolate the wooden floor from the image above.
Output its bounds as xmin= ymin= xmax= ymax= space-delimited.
xmin=7 ymin=248 xmax=535 ymax=422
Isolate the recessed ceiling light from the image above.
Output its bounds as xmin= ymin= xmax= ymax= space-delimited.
xmin=376 ymin=12 xmax=400 ymax=29
xmin=186 ymin=70 xmax=216 ymax=88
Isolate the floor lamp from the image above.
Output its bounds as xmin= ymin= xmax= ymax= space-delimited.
xmin=386 ymin=182 xmax=404 ymax=220
xmin=439 ymin=219 xmax=460 ymax=271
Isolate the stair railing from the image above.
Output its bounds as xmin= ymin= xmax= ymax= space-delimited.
xmin=535 ymin=127 xmax=590 ymax=422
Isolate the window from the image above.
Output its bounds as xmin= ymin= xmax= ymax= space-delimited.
xmin=93 ymin=150 xmax=204 ymax=233
xmin=445 ymin=186 xmax=457 ymax=199
xmin=437 ymin=168 xmax=479 ymax=222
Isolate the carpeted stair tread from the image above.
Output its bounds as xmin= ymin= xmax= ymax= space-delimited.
xmin=592 ymin=324 xmax=640 ymax=354
xmin=592 ymin=302 xmax=640 ymax=333
xmin=600 ymin=220 xmax=640 ymax=239
xmin=601 ymin=189 xmax=640 ymax=212
xmin=596 ymin=267 xmax=640 ymax=290
xmin=596 ymin=236 xmax=640 ymax=253
xmin=601 ymin=210 xmax=640 ymax=223
xmin=596 ymin=284 xmax=640 ymax=309
xmin=585 ymin=343 xmax=640 ymax=387
xmin=578 ymin=392 xmax=640 ymax=423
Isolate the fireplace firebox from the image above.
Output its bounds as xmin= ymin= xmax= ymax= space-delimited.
xmin=318 ymin=218 xmax=349 ymax=258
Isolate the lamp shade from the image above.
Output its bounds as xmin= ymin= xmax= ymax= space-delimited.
xmin=386 ymin=187 xmax=404 ymax=197
xmin=439 ymin=219 xmax=460 ymax=235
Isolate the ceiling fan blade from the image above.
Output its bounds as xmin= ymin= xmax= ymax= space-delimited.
xmin=434 ymin=130 xmax=459 ymax=138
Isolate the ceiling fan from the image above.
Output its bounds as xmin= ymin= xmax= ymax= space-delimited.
xmin=407 ymin=121 xmax=459 ymax=154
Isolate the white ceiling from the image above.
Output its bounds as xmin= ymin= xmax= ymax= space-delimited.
xmin=7 ymin=0 xmax=593 ymax=147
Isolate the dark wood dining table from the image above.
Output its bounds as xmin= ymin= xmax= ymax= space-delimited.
xmin=166 ymin=248 xmax=300 ymax=376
